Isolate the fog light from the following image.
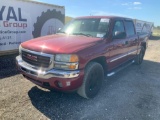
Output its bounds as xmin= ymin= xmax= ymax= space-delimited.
xmin=58 ymin=81 xmax=63 ymax=88
xmin=55 ymin=81 xmax=63 ymax=88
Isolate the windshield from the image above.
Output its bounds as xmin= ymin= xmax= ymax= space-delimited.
xmin=59 ymin=18 xmax=110 ymax=38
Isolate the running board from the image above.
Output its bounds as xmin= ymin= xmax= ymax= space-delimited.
xmin=107 ymin=60 xmax=135 ymax=77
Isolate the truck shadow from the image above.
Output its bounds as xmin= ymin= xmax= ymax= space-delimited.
xmin=0 ymin=54 xmax=20 ymax=79
xmin=28 ymin=60 xmax=160 ymax=119
xmin=28 ymin=86 xmax=86 ymax=119
xmin=149 ymin=35 xmax=160 ymax=40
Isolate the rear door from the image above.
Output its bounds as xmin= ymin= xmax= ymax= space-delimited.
xmin=124 ymin=20 xmax=139 ymax=60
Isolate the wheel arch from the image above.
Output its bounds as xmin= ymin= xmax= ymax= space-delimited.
xmin=85 ymin=56 xmax=107 ymax=74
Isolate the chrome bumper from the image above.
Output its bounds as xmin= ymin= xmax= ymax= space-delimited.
xmin=16 ymin=55 xmax=80 ymax=79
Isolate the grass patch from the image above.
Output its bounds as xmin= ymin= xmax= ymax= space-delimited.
xmin=153 ymin=28 xmax=160 ymax=36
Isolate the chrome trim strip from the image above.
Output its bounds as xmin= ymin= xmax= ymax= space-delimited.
xmin=110 ymin=50 xmax=137 ymax=62
xmin=16 ymin=55 xmax=80 ymax=79
xmin=128 ymin=50 xmax=137 ymax=55
xmin=110 ymin=54 xmax=128 ymax=62
xmin=107 ymin=60 xmax=135 ymax=77
xmin=107 ymin=72 xmax=115 ymax=77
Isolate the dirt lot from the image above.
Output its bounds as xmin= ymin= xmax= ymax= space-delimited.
xmin=0 ymin=37 xmax=160 ymax=120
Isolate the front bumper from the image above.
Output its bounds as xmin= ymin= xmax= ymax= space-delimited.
xmin=16 ymin=55 xmax=84 ymax=91
xmin=16 ymin=55 xmax=80 ymax=79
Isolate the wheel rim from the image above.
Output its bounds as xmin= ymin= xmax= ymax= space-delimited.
xmin=89 ymin=71 xmax=99 ymax=91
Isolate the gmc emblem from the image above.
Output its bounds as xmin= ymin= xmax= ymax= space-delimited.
xmin=26 ymin=54 xmax=38 ymax=61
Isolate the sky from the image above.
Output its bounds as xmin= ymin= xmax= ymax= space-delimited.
xmin=37 ymin=0 xmax=160 ymax=26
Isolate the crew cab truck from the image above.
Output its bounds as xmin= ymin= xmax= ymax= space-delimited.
xmin=16 ymin=16 xmax=148 ymax=99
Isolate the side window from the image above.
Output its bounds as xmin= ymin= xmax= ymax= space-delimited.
xmin=124 ymin=21 xmax=135 ymax=37
xmin=112 ymin=20 xmax=125 ymax=37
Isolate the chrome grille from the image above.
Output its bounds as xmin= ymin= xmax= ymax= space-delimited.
xmin=22 ymin=50 xmax=51 ymax=67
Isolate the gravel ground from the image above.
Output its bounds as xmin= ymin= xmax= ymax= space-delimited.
xmin=0 ymin=37 xmax=160 ymax=120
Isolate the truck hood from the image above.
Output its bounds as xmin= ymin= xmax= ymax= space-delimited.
xmin=21 ymin=34 xmax=102 ymax=54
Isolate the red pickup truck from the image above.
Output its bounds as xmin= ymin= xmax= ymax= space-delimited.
xmin=16 ymin=16 xmax=148 ymax=99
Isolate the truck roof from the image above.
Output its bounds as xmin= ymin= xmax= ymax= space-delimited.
xmin=76 ymin=16 xmax=132 ymax=20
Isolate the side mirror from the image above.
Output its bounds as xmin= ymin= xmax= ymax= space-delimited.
xmin=113 ymin=31 xmax=126 ymax=39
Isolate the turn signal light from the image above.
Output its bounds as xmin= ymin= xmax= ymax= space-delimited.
xmin=70 ymin=55 xmax=79 ymax=62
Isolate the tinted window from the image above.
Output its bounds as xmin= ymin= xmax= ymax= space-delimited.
xmin=112 ymin=20 xmax=125 ymax=37
xmin=125 ymin=21 xmax=135 ymax=36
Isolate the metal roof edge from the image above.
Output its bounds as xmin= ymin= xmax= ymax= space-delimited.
xmin=16 ymin=0 xmax=65 ymax=9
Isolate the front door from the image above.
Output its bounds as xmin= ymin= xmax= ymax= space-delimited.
xmin=108 ymin=20 xmax=129 ymax=71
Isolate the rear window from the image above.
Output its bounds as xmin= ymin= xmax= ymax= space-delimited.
xmin=125 ymin=21 xmax=135 ymax=37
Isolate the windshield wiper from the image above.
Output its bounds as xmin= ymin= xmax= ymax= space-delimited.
xmin=72 ymin=33 xmax=93 ymax=37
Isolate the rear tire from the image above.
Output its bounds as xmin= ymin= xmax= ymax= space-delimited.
xmin=135 ymin=46 xmax=145 ymax=65
xmin=77 ymin=62 xmax=104 ymax=99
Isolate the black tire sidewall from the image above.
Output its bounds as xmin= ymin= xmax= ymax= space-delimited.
xmin=85 ymin=63 xmax=104 ymax=98
xmin=139 ymin=47 xmax=144 ymax=63
xmin=135 ymin=46 xmax=145 ymax=65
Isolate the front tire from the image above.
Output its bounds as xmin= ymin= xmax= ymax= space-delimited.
xmin=135 ymin=46 xmax=145 ymax=65
xmin=77 ymin=62 xmax=104 ymax=99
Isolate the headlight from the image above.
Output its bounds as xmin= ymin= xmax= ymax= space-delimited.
xmin=54 ymin=54 xmax=79 ymax=70
xmin=55 ymin=54 xmax=78 ymax=62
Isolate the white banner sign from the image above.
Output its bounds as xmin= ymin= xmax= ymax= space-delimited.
xmin=134 ymin=20 xmax=153 ymax=34
xmin=0 ymin=0 xmax=65 ymax=52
